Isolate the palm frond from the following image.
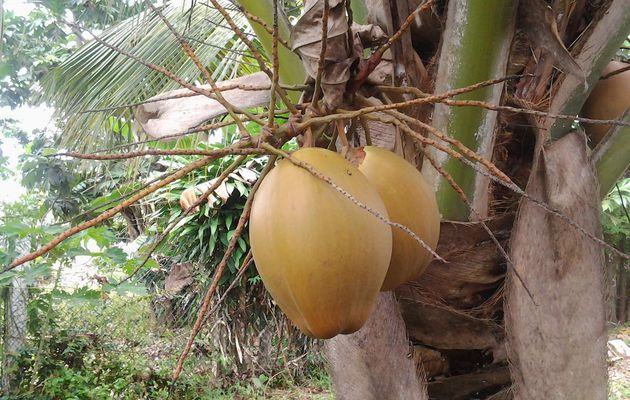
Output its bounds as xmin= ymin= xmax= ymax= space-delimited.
xmin=41 ymin=0 xmax=256 ymax=152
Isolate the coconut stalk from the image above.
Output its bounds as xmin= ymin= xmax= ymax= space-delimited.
xmin=235 ymin=0 xmax=306 ymax=91
xmin=547 ymin=0 xmax=630 ymax=139
xmin=593 ymin=108 xmax=630 ymax=198
xmin=421 ymin=0 xmax=517 ymax=220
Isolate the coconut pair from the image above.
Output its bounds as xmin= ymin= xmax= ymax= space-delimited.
xmin=249 ymin=147 xmax=440 ymax=339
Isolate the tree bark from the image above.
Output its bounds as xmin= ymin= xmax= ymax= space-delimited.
xmin=617 ymin=237 xmax=628 ymax=323
xmin=505 ymin=131 xmax=607 ymax=400
xmin=325 ymin=292 xmax=426 ymax=400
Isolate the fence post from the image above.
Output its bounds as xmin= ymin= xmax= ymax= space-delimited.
xmin=2 ymin=239 xmax=30 ymax=395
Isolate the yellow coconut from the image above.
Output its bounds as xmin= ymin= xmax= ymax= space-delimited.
xmin=581 ymin=60 xmax=630 ymax=146
xmin=249 ymin=148 xmax=392 ymax=339
xmin=351 ymin=146 xmax=440 ymax=291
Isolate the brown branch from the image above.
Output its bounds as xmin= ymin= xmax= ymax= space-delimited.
xmin=312 ymin=0 xmax=330 ymax=108
xmin=79 ymin=83 xmax=276 ymax=115
xmin=356 ymin=96 xmax=514 ymax=185
xmin=268 ymin=0 xmax=280 ymax=126
xmin=172 ymin=155 xmax=277 ymax=382
xmin=365 ymin=112 xmax=511 ymax=186
xmin=239 ymin=7 xmax=291 ymax=49
xmin=284 ymin=75 xmax=525 ymax=136
xmin=206 ymin=0 xmax=298 ymax=114
xmin=117 ymin=156 xmax=247 ymax=285
xmin=601 ymin=64 xmax=630 ymax=80
xmin=60 ymin=171 xmax=173 ymax=225
xmin=403 ymin=117 xmax=629 ymax=259
xmin=260 ymin=143 xmax=445 ymax=262
xmin=6 ymin=155 xmax=221 ymax=270
xmin=80 ymin=26 xmax=266 ymax=126
xmin=144 ymin=0 xmax=251 ymax=136
xmin=54 ymin=147 xmax=265 ymax=161
xmin=442 ymin=99 xmax=630 ymax=128
xmin=420 ymin=137 xmax=537 ymax=305
xmin=348 ymin=0 xmax=434 ymax=93
xmin=345 ymin=0 xmax=354 ymax=57
xmin=203 ymin=250 xmax=254 ymax=323
xmin=378 ymin=84 xmax=630 ymax=128
xmin=92 ymin=119 xmax=251 ymax=154
xmin=361 ymin=111 xmax=628 ymax=259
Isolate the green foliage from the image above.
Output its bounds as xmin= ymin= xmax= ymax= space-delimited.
xmin=601 ymin=178 xmax=630 ymax=239
xmin=0 ymin=0 xmax=144 ymax=108
xmin=0 ymin=9 xmax=75 ymax=107
xmin=41 ymin=0 xmax=258 ymax=152
xmin=1 ymin=295 xmax=328 ymax=399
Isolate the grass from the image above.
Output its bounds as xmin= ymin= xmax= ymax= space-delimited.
xmin=609 ymin=380 xmax=630 ymax=400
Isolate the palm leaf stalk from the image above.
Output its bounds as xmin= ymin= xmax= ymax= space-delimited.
xmin=594 ymin=109 xmax=630 ymax=198
xmin=421 ymin=0 xmax=518 ymax=220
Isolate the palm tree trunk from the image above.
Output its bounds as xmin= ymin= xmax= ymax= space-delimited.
xmin=505 ymin=132 xmax=607 ymax=400
xmin=325 ymin=293 xmax=425 ymax=400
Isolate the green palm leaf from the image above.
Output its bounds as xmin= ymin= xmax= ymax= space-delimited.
xmin=41 ymin=0 xmax=257 ymax=152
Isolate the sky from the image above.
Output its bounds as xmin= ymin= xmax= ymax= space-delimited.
xmin=0 ymin=105 xmax=55 ymax=204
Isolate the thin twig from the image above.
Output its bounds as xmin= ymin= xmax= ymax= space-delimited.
xmin=6 ymin=156 xmax=220 ymax=270
xmin=54 ymin=147 xmax=264 ymax=161
xmin=281 ymin=75 xmax=525 ymax=136
xmin=144 ymin=0 xmax=250 ymax=136
xmin=356 ymin=96 xmax=514 ymax=184
xmin=79 ymin=82 xmax=276 ymax=115
xmin=268 ymin=0 xmax=280 ymax=126
xmin=260 ymin=143 xmax=445 ymax=262
xmin=374 ymin=0 xmax=434 ymax=60
xmin=377 ymin=84 xmax=630 ymax=128
xmin=348 ymin=0 xmax=434 ymax=92
xmin=58 ymin=171 xmax=174 ymax=225
xmin=206 ymin=0 xmax=298 ymax=114
xmin=90 ymin=119 xmax=251 ymax=154
xmin=99 ymin=119 xmax=250 ymax=152
xmin=172 ymin=156 xmax=277 ymax=383
xmin=365 ymin=112 xmax=629 ymax=260
xmin=601 ymin=64 xmax=630 ymax=80
xmin=421 ymin=139 xmax=537 ymax=305
xmin=203 ymin=250 xmax=254 ymax=322
xmin=344 ymin=0 xmax=354 ymax=57
xmin=440 ymin=99 xmax=630 ymax=129
xmin=238 ymin=6 xmax=291 ymax=49
xmin=79 ymin=26 xmax=266 ymax=126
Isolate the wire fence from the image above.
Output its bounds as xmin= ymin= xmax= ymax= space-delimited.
xmin=0 ymin=251 xmax=324 ymax=398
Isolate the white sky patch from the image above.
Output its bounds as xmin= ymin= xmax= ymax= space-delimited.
xmin=4 ymin=0 xmax=35 ymax=16
xmin=0 ymin=106 xmax=56 ymax=204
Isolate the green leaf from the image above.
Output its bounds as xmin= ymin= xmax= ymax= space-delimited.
xmin=210 ymin=218 xmax=219 ymax=236
xmin=104 ymin=247 xmax=127 ymax=263
xmin=225 ymin=214 xmax=234 ymax=230
xmin=237 ymin=237 xmax=247 ymax=252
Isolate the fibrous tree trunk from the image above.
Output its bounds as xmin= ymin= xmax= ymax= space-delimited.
xmin=325 ymin=293 xmax=425 ymax=399
xmin=505 ymin=131 xmax=608 ymax=399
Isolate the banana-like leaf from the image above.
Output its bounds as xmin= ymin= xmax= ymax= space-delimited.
xmin=136 ymin=71 xmax=271 ymax=138
xmin=41 ymin=0 xmax=256 ymax=151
